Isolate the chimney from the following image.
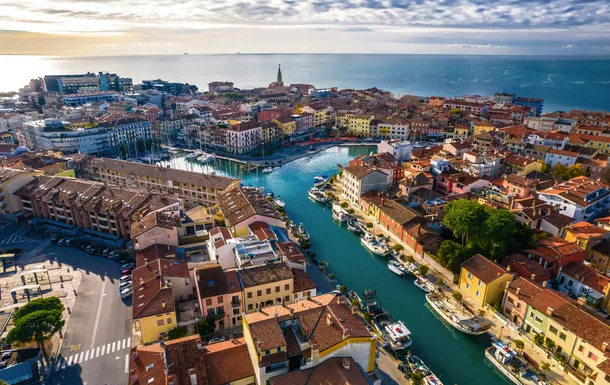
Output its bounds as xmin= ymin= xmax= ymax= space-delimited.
xmin=289 ymin=307 xmax=294 ymax=317
xmin=189 ymin=369 xmax=197 ymax=385
xmin=343 ymin=328 xmax=349 ymax=339
xmin=196 ymin=338 xmax=203 ymax=350
xmin=326 ymin=314 xmax=333 ymax=326
xmin=546 ymin=307 xmax=554 ymax=317
xmin=342 ymin=358 xmax=351 ymax=370
xmin=603 ymin=342 xmax=609 ymax=352
xmin=506 ymin=264 xmax=511 ymax=272
xmin=542 ymin=281 xmax=548 ymax=288
xmin=530 ymin=274 xmax=536 ymax=281
xmin=162 ymin=299 xmax=166 ymax=309
xmin=516 ymin=288 xmax=521 ymax=296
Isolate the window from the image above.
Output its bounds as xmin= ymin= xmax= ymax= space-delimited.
xmin=559 ymin=332 xmax=566 ymax=341
xmin=146 ymin=363 xmax=154 ymax=371
xmin=588 ymin=352 xmax=598 ymax=362
xmin=167 ymin=318 xmax=172 ymax=324
xmin=468 ymin=272 xmax=472 ymax=279
xmin=275 ymin=286 xmax=280 ymax=293
xmin=147 ymin=378 xmax=155 ymax=384
xmin=217 ymin=296 xmax=223 ymax=304
xmin=284 ymin=295 xmax=290 ymax=302
xmin=476 ymin=290 xmax=480 ymax=297
xmin=247 ymin=292 xmax=252 ymax=299
xmin=549 ymin=325 xmax=558 ymax=335
xmin=507 ymin=297 xmax=514 ymax=305
xmin=157 ymin=319 xmax=164 ymax=326
xmin=285 ymin=284 xmax=290 ymax=291
xmin=248 ymin=304 xmax=253 ymax=311
xmin=257 ymin=290 xmax=262 ymax=297
xmin=233 ymin=308 xmax=239 ymax=315
xmin=578 ymin=345 xmax=585 ymax=353
xmin=478 ymin=280 xmax=483 ymax=287
xmin=205 ymin=298 xmax=212 ymax=306
xmin=266 ymin=288 xmax=271 ymax=295
xmin=466 ymin=283 xmax=470 ymax=289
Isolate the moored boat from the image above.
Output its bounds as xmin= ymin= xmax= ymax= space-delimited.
xmin=426 ymin=292 xmax=492 ymax=335
xmin=308 ymin=187 xmax=328 ymax=203
xmin=361 ymin=233 xmax=389 ymax=257
xmin=383 ymin=320 xmax=412 ymax=350
xmin=347 ymin=219 xmax=364 ymax=235
xmin=414 ymin=278 xmax=432 ymax=292
xmin=485 ymin=341 xmax=546 ymax=385
xmin=262 ymin=167 xmax=274 ymax=173
xmin=407 ymin=355 xmax=444 ymax=385
xmin=332 ymin=204 xmax=350 ymax=222
xmin=274 ymin=197 xmax=286 ymax=210
xmin=313 ymin=175 xmax=329 ymax=187
xmin=297 ymin=223 xmax=310 ymax=240
xmin=388 ymin=258 xmax=408 ymax=277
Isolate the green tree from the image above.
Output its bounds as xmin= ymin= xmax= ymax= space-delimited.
xmin=418 ymin=265 xmax=429 ymax=276
xmin=347 ymin=209 xmax=355 ymax=215
xmin=437 ymin=278 xmax=445 ymax=286
xmin=7 ymin=308 xmax=64 ymax=361
xmin=545 ymin=338 xmax=556 ymax=351
xmin=514 ymin=339 xmax=525 ymax=352
xmin=410 ymin=371 xmax=425 ymax=385
xmin=341 ymin=202 xmax=349 ymax=209
xmin=366 ymin=222 xmax=374 ymax=229
xmin=196 ymin=317 xmax=216 ymax=337
xmin=551 ymin=164 xmax=586 ymax=180
xmin=167 ymin=327 xmax=188 ymax=340
xmin=452 ymin=292 xmax=463 ymax=302
xmin=392 ymin=244 xmax=404 ymax=253
xmin=436 ymin=240 xmax=465 ymax=271
xmin=534 ymin=334 xmax=545 ymax=346
xmin=13 ymin=297 xmax=63 ymax=320
xmin=443 ymin=200 xmax=487 ymax=246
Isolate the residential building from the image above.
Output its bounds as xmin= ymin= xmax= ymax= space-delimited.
xmin=588 ymin=239 xmax=610 ymax=275
xmin=74 ymin=155 xmax=240 ymax=207
xmin=132 ymin=273 xmax=177 ymax=345
xmin=242 ymin=293 xmax=375 ymax=384
xmin=348 ymin=114 xmax=374 ymax=136
xmin=377 ymin=140 xmax=413 ymax=162
xmin=545 ymin=148 xmax=579 ymax=168
xmin=273 ymin=116 xmax=296 ymax=137
xmin=195 ymin=264 xmax=244 ymax=330
xmin=154 ymin=116 xmax=187 ymax=141
xmin=459 ymin=254 xmax=514 ymax=308
xmin=341 ymin=166 xmax=389 ymax=206
xmin=0 ymin=168 xmax=43 ymax=218
xmin=131 ymin=211 xmax=181 ymax=250
xmin=502 ymin=253 xmax=551 ymax=283
xmin=500 ymin=277 xmax=543 ymax=327
xmin=515 ymin=97 xmax=544 ymax=116
xmin=224 ymin=121 xmax=262 ymax=154
xmin=63 ymin=91 xmax=118 ymax=106
xmin=378 ymin=199 xmax=426 ymax=242
xmin=522 ymin=237 xmax=586 ymax=278
xmin=375 ymin=119 xmax=410 ymax=140
xmin=21 ymin=119 xmax=111 ymax=154
xmin=237 ymin=262 xmax=294 ymax=313
xmin=537 ymin=176 xmax=610 ymax=222
xmin=208 ymin=81 xmax=235 ymax=93
xmin=217 ymin=186 xmax=283 ymax=237
xmin=557 ymin=262 xmax=610 ymax=311
xmin=472 ymin=120 xmax=495 ymax=135
xmin=269 ymin=357 xmax=371 ymax=385
xmin=563 ymin=222 xmax=607 ymax=251
xmin=100 ymin=118 xmax=152 ymax=151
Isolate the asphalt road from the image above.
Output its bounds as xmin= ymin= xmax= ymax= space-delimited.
xmin=47 ymin=247 xmax=132 ymax=385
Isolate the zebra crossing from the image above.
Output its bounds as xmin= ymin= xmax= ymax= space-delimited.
xmin=25 ymin=239 xmax=51 ymax=258
xmin=55 ymin=337 xmax=132 ymax=371
xmin=0 ymin=229 xmax=38 ymax=245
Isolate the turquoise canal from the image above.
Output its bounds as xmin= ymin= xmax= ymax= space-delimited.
xmin=161 ymin=146 xmax=506 ymax=385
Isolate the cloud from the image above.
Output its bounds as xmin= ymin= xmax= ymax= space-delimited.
xmin=446 ymin=43 xmax=509 ymax=49
xmin=562 ymin=44 xmax=574 ymax=48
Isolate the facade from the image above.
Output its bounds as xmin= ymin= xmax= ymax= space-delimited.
xmin=195 ymin=264 xmax=244 ymax=330
xmin=377 ymin=140 xmax=413 ymax=162
xmin=74 ymin=155 xmax=239 ymax=207
xmin=208 ymin=81 xmax=235 ymax=93
xmin=63 ymin=91 xmax=118 ymax=106
xmin=0 ymin=168 xmax=43 ymax=217
xmin=459 ymin=254 xmax=513 ymax=308
xmin=348 ymin=114 xmax=374 ymax=136
xmin=21 ymin=119 xmax=111 ymax=154
xmin=557 ymin=262 xmax=610 ymax=311
xmin=238 ymin=262 xmax=294 ymax=313
xmin=375 ymin=119 xmax=410 ymax=140
xmin=537 ymin=176 xmax=610 ymax=222
xmin=99 ymin=118 xmax=152 ymax=151
xmin=341 ymin=166 xmax=389 ymax=206
xmin=515 ymin=97 xmax=544 ymax=116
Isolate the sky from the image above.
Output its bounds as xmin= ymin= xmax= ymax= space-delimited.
xmin=1 ymin=0 xmax=610 ymax=55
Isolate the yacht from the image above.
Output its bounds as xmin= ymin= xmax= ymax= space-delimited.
xmin=274 ymin=197 xmax=286 ymax=210
xmin=199 ymin=153 xmax=216 ymax=163
xmin=184 ymin=150 xmax=201 ymax=159
xmin=308 ymin=187 xmax=328 ymax=203
xmin=407 ymin=355 xmax=444 ymax=385
xmin=262 ymin=167 xmax=274 ymax=173
xmin=485 ymin=341 xmax=547 ymax=385
xmin=313 ymin=175 xmax=329 ymax=187
xmin=361 ymin=233 xmax=389 ymax=257
xmin=347 ymin=219 xmax=364 ymax=235
xmin=332 ymin=204 xmax=350 ymax=223
xmin=388 ymin=258 xmax=408 ymax=276
xmin=426 ymin=292 xmax=492 ymax=335
xmin=297 ymin=223 xmax=310 ymax=240
xmin=383 ymin=321 xmax=412 ymax=350
xmin=414 ymin=278 xmax=432 ymax=292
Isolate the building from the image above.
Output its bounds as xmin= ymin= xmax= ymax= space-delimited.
xmin=459 ymin=254 xmax=514 ymax=308
xmin=563 ymin=221 xmax=607 ymax=251
xmin=273 ymin=116 xmax=296 ymax=137
xmin=378 ymin=199 xmax=426 ymax=242
xmin=208 ymin=81 xmax=235 ymax=93
xmin=341 ymin=166 xmax=389 ymax=206
xmin=154 ymin=116 xmax=188 ymax=141
xmin=557 ymin=262 xmax=610 ymax=311
xmin=589 ymin=239 xmax=610 ymax=275
xmin=375 ymin=119 xmax=410 ymax=140
xmin=195 ymin=264 xmax=244 ymax=330
xmin=237 ymin=262 xmax=294 ymax=313
xmin=242 ymin=293 xmax=375 ymax=384
xmin=0 ymin=348 xmax=41 ymax=385
xmin=347 ymin=114 xmax=374 ymax=136
xmin=74 ymin=155 xmax=239 ymax=207
xmin=472 ymin=120 xmax=495 ymax=135
xmin=522 ymin=237 xmax=586 ymax=278
xmin=21 ymin=119 xmax=111 ymax=154
xmin=131 ymin=211 xmax=181 ymax=250
xmin=132 ymin=272 xmax=178 ymax=345
xmin=0 ymin=168 xmax=43 ymax=218
xmin=100 ymin=118 xmax=152 ymax=152
xmin=225 ymin=121 xmax=263 ymax=154
xmin=63 ymin=91 xmax=118 ymax=106
xmin=377 ymin=140 xmax=413 ymax=162
xmin=14 ymin=175 xmax=180 ymax=246
xmin=515 ymin=97 xmax=544 ymax=116
xmin=537 ymin=176 xmax=610 ymax=222
xmin=545 ymin=148 xmax=579 ymax=168
xmin=128 ymin=335 xmax=255 ymax=385
xmin=500 ymin=277 xmax=543 ymax=327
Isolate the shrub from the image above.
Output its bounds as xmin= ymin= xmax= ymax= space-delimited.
xmin=339 ymin=285 xmax=347 ymax=293
xmin=534 ymin=334 xmax=545 ymax=346
xmin=196 ymin=317 xmax=215 ymax=337
xmin=541 ymin=362 xmax=550 ymax=371
xmin=493 ymin=301 xmax=502 ymax=312
xmin=514 ymin=340 xmax=525 ymax=351
xmin=452 ymin=292 xmax=463 ymax=302
xmin=167 ymin=327 xmax=188 ymax=340
xmin=329 ymin=273 xmax=335 ymax=280
xmin=418 ymin=265 xmax=429 ymax=276
xmin=545 ymin=338 xmax=556 ymax=351
xmin=341 ymin=202 xmax=349 ymax=209
xmin=437 ymin=278 xmax=445 ymax=287
xmin=366 ymin=222 xmax=374 ymax=229
xmin=405 ymin=255 xmax=415 ymax=263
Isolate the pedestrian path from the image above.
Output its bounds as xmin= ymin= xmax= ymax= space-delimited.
xmin=0 ymin=229 xmax=38 ymax=245
xmin=55 ymin=337 xmax=132 ymax=371
xmin=25 ymin=239 xmax=51 ymax=258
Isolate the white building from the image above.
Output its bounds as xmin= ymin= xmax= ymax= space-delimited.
xmin=375 ymin=119 xmax=410 ymax=140
xmin=99 ymin=118 xmax=152 ymax=150
xmin=21 ymin=119 xmax=110 ymax=154
xmin=537 ymin=177 xmax=610 ymax=222
xmin=377 ymin=140 xmax=413 ymax=162
xmin=63 ymin=91 xmax=118 ymax=106
xmin=544 ymin=149 xmax=579 ymax=168
xmin=341 ymin=165 xmax=389 ymax=206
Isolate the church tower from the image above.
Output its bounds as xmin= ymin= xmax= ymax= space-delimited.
xmin=277 ymin=64 xmax=283 ymax=84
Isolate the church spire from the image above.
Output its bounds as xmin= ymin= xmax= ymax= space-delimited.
xmin=277 ymin=64 xmax=282 ymax=83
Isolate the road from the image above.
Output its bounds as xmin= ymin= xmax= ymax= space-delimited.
xmin=50 ymin=247 xmax=132 ymax=385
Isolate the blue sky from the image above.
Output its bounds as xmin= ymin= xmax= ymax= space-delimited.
xmin=1 ymin=0 xmax=610 ymax=55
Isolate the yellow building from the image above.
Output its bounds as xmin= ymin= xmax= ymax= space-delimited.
xmin=360 ymin=192 xmax=383 ymax=223
xmin=336 ymin=113 xmax=353 ymax=129
xmin=454 ymin=124 xmax=469 ymax=138
xmin=0 ymin=168 xmax=43 ymax=217
xmin=273 ymin=116 xmax=296 ymax=137
xmin=563 ymin=222 xmax=607 ymax=251
xmin=472 ymin=120 xmax=495 ymax=135
xmin=132 ymin=277 xmax=178 ymax=345
xmin=238 ymin=262 xmax=294 ymax=313
xmin=581 ymin=134 xmax=610 ymax=154
xmin=301 ymin=105 xmax=328 ymax=127
xmin=459 ymin=254 xmax=513 ymax=308
xmin=348 ymin=114 xmax=374 ymax=136
xmin=242 ymin=292 xmax=376 ymax=385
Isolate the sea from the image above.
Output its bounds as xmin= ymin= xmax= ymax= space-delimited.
xmin=2 ymin=54 xmax=610 ymax=113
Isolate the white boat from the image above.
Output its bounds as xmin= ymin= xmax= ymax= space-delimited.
xmin=347 ymin=219 xmax=364 ymax=234
xmin=426 ymin=292 xmax=491 ymax=335
xmin=297 ymin=223 xmax=310 ymax=240
xmin=313 ymin=175 xmax=329 ymax=187
xmin=405 ymin=262 xmax=418 ymax=275
xmin=407 ymin=355 xmax=444 ymax=385
xmin=262 ymin=167 xmax=274 ymax=173
xmin=140 ymin=156 xmax=152 ymax=163
xmin=274 ymin=198 xmax=286 ymax=209
xmin=424 ymin=373 xmax=444 ymax=385
xmin=388 ymin=259 xmax=408 ymax=277
xmin=361 ymin=233 xmax=389 ymax=257
xmin=414 ymin=278 xmax=432 ymax=292
xmin=332 ymin=204 xmax=350 ymax=222
xmin=199 ymin=153 xmax=216 ymax=163
xmin=485 ymin=341 xmax=546 ymax=385
xmin=184 ymin=151 xmax=201 ymax=159
xmin=383 ymin=321 xmax=412 ymax=350
xmin=308 ymin=188 xmax=328 ymax=203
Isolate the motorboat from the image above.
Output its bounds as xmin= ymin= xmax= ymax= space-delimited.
xmin=332 ymin=204 xmax=350 ymax=223
xmin=426 ymin=292 xmax=492 ymax=335
xmin=414 ymin=278 xmax=432 ymax=292
xmin=184 ymin=151 xmax=200 ymax=159
xmin=262 ymin=167 xmax=274 ymax=173
xmin=361 ymin=233 xmax=389 ymax=257
xmin=383 ymin=321 xmax=412 ymax=350
xmin=297 ymin=223 xmax=310 ymax=240
xmin=388 ymin=258 xmax=408 ymax=277
xmin=406 ymin=355 xmax=444 ymax=385
xmin=485 ymin=341 xmax=546 ymax=385
xmin=313 ymin=175 xmax=329 ymax=187
xmin=274 ymin=197 xmax=286 ymax=210
xmin=199 ymin=153 xmax=216 ymax=163
xmin=347 ymin=219 xmax=364 ymax=235
xmin=308 ymin=187 xmax=328 ymax=203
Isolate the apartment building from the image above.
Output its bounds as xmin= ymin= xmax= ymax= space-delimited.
xmin=217 ymin=186 xmax=283 ymax=237
xmin=74 ymin=155 xmax=240 ymax=207
xmin=347 ymin=114 xmax=374 ymax=136
xmin=21 ymin=119 xmax=110 ymax=154
xmin=237 ymin=262 xmax=293 ymax=313
xmin=0 ymin=168 xmax=43 ymax=218
xmin=341 ymin=166 xmax=389 ymax=206
xmin=537 ymin=176 xmax=610 ymax=222
xmin=459 ymin=254 xmax=513 ymax=308
xmin=195 ymin=264 xmax=244 ymax=330
xmin=99 ymin=118 xmax=152 ymax=149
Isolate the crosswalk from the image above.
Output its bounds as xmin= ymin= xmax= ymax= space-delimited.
xmin=0 ymin=229 xmax=39 ymax=245
xmin=25 ymin=239 xmax=51 ymax=258
xmin=55 ymin=337 xmax=132 ymax=371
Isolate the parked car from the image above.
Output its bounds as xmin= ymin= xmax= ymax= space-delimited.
xmin=119 ymin=281 xmax=132 ymax=291
xmin=120 ymin=288 xmax=132 ymax=299
xmin=121 ymin=267 xmax=134 ymax=275
xmin=120 ymin=263 xmax=135 ymax=270
xmin=79 ymin=243 xmax=88 ymax=251
xmin=57 ymin=238 xmax=66 ymax=246
xmin=95 ymin=248 xmax=103 ymax=256
xmin=120 ymin=275 xmax=132 ymax=284
xmin=50 ymin=236 xmax=62 ymax=244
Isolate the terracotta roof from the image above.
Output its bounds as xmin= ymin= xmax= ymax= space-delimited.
xmin=506 ymin=277 xmax=544 ymax=300
xmin=461 ymin=254 xmax=509 ymax=284
xmin=291 ymin=268 xmax=317 ymax=293
xmin=565 ymin=222 xmax=607 ymax=239
xmin=542 ymin=212 xmax=575 ymax=229
xmin=218 ymin=187 xmax=280 ymax=228
xmin=249 ymin=221 xmax=277 ymax=241
xmin=133 ymin=258 xmax=189 ymax=287
xmin=0 ymin=168 xmax=35 ymax=183
xmin=270 ymin=357 xmax=370 ymax=385
xmin=560 ymin=262 xmax=610 ymax=294
xmin=201 ymin=338 xmax=255 ymax=385
xmin=343 ymin=165 xmax=384 ymax=179
xmin=136 ymin=244 xmax=177 ymax=267
xmin=503 ymin=253 xmax=549 ymax=278
xmin=196 ymin=264 xmax=241 ymax=299
xmin=238 ymin=262 xmax=293 ymax=288
xmin=129 ymin=344 xmax=166 ymax=385
xmin=131 ymin=211 xmax=180 ymax=239
xmin=132 ymin=276 xmax=175 ymax=319
xmin=592 ymin=239 xmax=610 ymax=255
xmin=276 ymin=242 xmax=308 ymax=265
xmin=379 ymin=199 xmax=420 ymax=225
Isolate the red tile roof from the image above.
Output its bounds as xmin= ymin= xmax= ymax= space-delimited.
xmin=461 ymin=254 xmax=509 ymax=284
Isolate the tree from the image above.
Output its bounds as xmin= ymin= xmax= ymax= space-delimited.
xmin=7 ymin=309 xmax=64 ymax=361
xmin=366 ymin=222 xmax=374 ymax=229
xmin=452 ymin=292 xmax=463 ymax=302
xmin=551 ymin=164 xmax=586 ymax=180
xmin=347 ymin=209 xmax=355 ymax=215
xmin=443 ymin=200 xmax=487 ymax=246
xmin=392 ymin=244 xmax=404 ymax=253
xmin=437 ymin=278 xmax=445 ymax=287
xmin=534 ymin=334 xmax=545 ymax=346
xmin=410 ymin=371 xmax=425 ymax=385
xmin=545 ymin=338 xmax=556 ymax=351
xmin=514 ymin=339 xmax=525 ymax=352
xmin=436 ymin=240 xmax=465 ymax=272
xmin=341 ymin=202 xmax=349 ymax=209
xmin=418 ymin=265 xmax=429 ymax=276
xmin=196 ymin=317 xmax=216 ymax=337
xmin=13 ymin=297 xmax=63 ymax=320
xmin=167 ymin=327 xmax=188 ymax=340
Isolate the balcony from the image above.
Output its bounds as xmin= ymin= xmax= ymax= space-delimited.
xmin=565 ymin=364 xmax=591 ymax=383
xmin=231 ymin=299 xmax=241 ymax=308
xmin=207 ymin=310 xmax=225 ymax=321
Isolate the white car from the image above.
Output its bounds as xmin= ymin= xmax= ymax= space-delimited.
xmin=119 ymin=281 xmax=132 ymax=291
xmin=120 ymin=288 xmax=132 ymax=299
xmin=120 ymin=275 xmax=132 ymax=283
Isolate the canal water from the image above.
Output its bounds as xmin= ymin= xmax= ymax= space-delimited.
xmin=161 ymin=146 xmax=506 ymax=385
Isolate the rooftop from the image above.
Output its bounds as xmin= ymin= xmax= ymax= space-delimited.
xmin=461 ymin=254 xmax=509 ymax=284
xmin=237 ymin=262 xmax=293 ymax=288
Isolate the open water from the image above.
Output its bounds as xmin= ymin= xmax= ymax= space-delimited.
xmin=160 ymin=145 xmax=508 ymax=385
xmin=2 ymin=54 xmax=610 ymax=113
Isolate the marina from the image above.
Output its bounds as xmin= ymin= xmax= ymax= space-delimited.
xmin=426 ymin=292 xmax=492 ymax=335
xmin=485 ymin=341 xmax=548 ymax=385
xmin=361 ymin=232 xmax=390 ymax=257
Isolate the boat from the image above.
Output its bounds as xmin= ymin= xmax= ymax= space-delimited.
xmin=199 ymin=153 xmax=216 ymax=163
xmin=297 ymin=223 xmax=310 ymax=240
xmin=140 ymin=156 xmax=152 ymax=163
xmin=485 ymin=341 xmax=547 ymax=385
xmin=383 ymin=321 xmax=412 ymax=350
xmin=347 ymin=219 xmax=364 ymax=235
xmin=406 ymin=355 xmax=444 ymax=385
xmin=426 ymin=292 xmax=492 ymax=335
xmin=308 ymin=188 xmax=328 ymax=203
xmin=388 ymin=259 xmax=408 ymax=277
xmin=424 ymin=373 xmax=444 ymax=385
xmin=414 ymin=278 xmax=432 ymax=292
xmin=184 ymin=151 xmax=200 ymax=159
xmin=361 ymin=233 xmax=389 ymax=257
xmin=313 ymin=175 xmax=329 ymax=187
xmin=274 ymin=197 xmax=286 ymax=210
xmin=331 ymin=204 xmax=350 ymax=223
xmin=362 ymin=289 xmax=393 ymax=337
xmin=405 ymin=262 xmax=418 ymax=275
xmin=262 ymin=167 xmax=274 ymax=173
xmin=347 ymin=290 xmax=364 ymax=308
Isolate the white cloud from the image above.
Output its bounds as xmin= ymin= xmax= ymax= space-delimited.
xmin=446 ymin=44 xmax=509 ymax=49
xmin=562 ymin=44 xmax=574 ymax=49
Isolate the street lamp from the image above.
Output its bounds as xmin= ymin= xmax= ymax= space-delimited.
xmin=499 ymin=325 xmax=505 ymax=342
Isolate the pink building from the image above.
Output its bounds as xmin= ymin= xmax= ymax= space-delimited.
xmin=501 ymin=277 xmax=543 ymax=327
xmin=195 ymin=264 xmax=243 ymax=330
xmin=131 ymin=211 xmax=180 ymax=250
